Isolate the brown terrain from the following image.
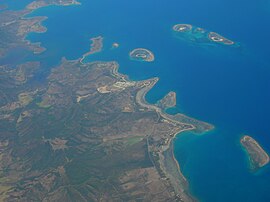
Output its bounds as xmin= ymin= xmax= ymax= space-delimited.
xmin=0 ymin=1 xmax=214 ymax=201
xmin=0 ymin=57 xmax=214 ymax=201
xmin=157 ymin=91 xmax=177 ymax=109
xmin=0 ymin=0 xmax=80 ymax=58
xmin=241 ymin=135 xmax=270 ymax=171
xmin=80 ymin=36 xmax=104 ymax=63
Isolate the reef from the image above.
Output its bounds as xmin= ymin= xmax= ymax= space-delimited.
xmin=173 ymin=24 xmax=192 ymax=33
xmin=172 ymin=23 xmax=236 ymax=47
xmin=208 ymin=32 xmax=234 ymax=45
xmin=129 ymin=48 xmax=155 ymax=62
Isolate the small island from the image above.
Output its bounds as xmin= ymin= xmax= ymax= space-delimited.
xmin=172 ymin=23 xmax=236 ymax=47
xmin=208 ymin=32 xmax=234 ymax=45
xmin=129 ymin=48 xmax=155 ymax=62
xmin=173 ymin=24 xmax=192 ymax=32
xmin=112 ymin=42 xmax=119 ymax=49
xmin=241 ymin=135 xmax=270 ymax=171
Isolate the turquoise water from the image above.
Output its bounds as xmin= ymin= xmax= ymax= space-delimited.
xmin=5 ymin=0 xmax=270 ymax=201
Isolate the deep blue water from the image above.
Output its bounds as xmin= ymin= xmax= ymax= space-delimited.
xmin=5 ymin=0 xmax=270 ymax=201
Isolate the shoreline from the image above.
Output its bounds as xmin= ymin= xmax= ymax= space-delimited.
xmin=10 ymin=0 xmax=82 ymax=57
xmin=109 ymin=62 xmax=211 ymax=201
xmin=2 ymin=1 xmax=212 ymax=200
xmin=79 ymin=36 xmax=104 ymax=63
xmin=240 ymin=135 xmax=270 ymax=171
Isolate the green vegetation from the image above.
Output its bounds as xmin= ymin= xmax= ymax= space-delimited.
xmin=125 ymin=136 xmax=143 ymax=146
xmin=36 ymin=99 xmax=51 ymax=108
xmin=18 ymin=92 xmax=34 ymax=106
xmin=0 ymin=12 xmax=210 ymax=199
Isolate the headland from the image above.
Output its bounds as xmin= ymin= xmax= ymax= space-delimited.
xmin=79 ymin=36 xmax=104 ymax=63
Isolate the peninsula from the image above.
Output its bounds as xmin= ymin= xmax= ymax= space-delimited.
xmin=241 ymin=135 xmax=270 ymax=171
xmin=157 ymin=91 xmax=177 ymax=109
xmin=80 ymin=36 xmax=104 ymax=63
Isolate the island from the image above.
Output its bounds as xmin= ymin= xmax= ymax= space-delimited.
xmin=173 ymin=24 xmax=192 ymax=32
xmin=129 ymin=48 xmax=155 ymax=62
xmin=208 ymin=32 xmax=234 ymax=45
xmin=112 ymin=42 xmax=120 ymax=49
xmin=172 ymin=23 xmax=236 ymax=47
xmin=241 ymin=135 xmax=270 ymax=171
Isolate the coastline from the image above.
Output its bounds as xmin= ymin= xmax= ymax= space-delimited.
xmin=1 ymin=0 xmax=82 ymax=58
xmin=79 ymin=36 xmax=104 ymax=63
xmin=122 ymin=64 xmax=212 ymax=201
xmin=1 ymin=1 xmax=213 ymax=200
xmin=2 ymin=0 xmax=270 ymax=201
xmin=240 ymin=135 xmax=270 ymax=171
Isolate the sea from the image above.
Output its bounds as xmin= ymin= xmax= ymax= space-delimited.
xmin=2 ymin=0 xmax=270 ymax=201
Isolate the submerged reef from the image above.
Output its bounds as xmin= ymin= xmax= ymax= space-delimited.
xmin=129 ymin=48 xmax=155 ymax=62
xmin=173 ymin=23 xmax=237 ymax=47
